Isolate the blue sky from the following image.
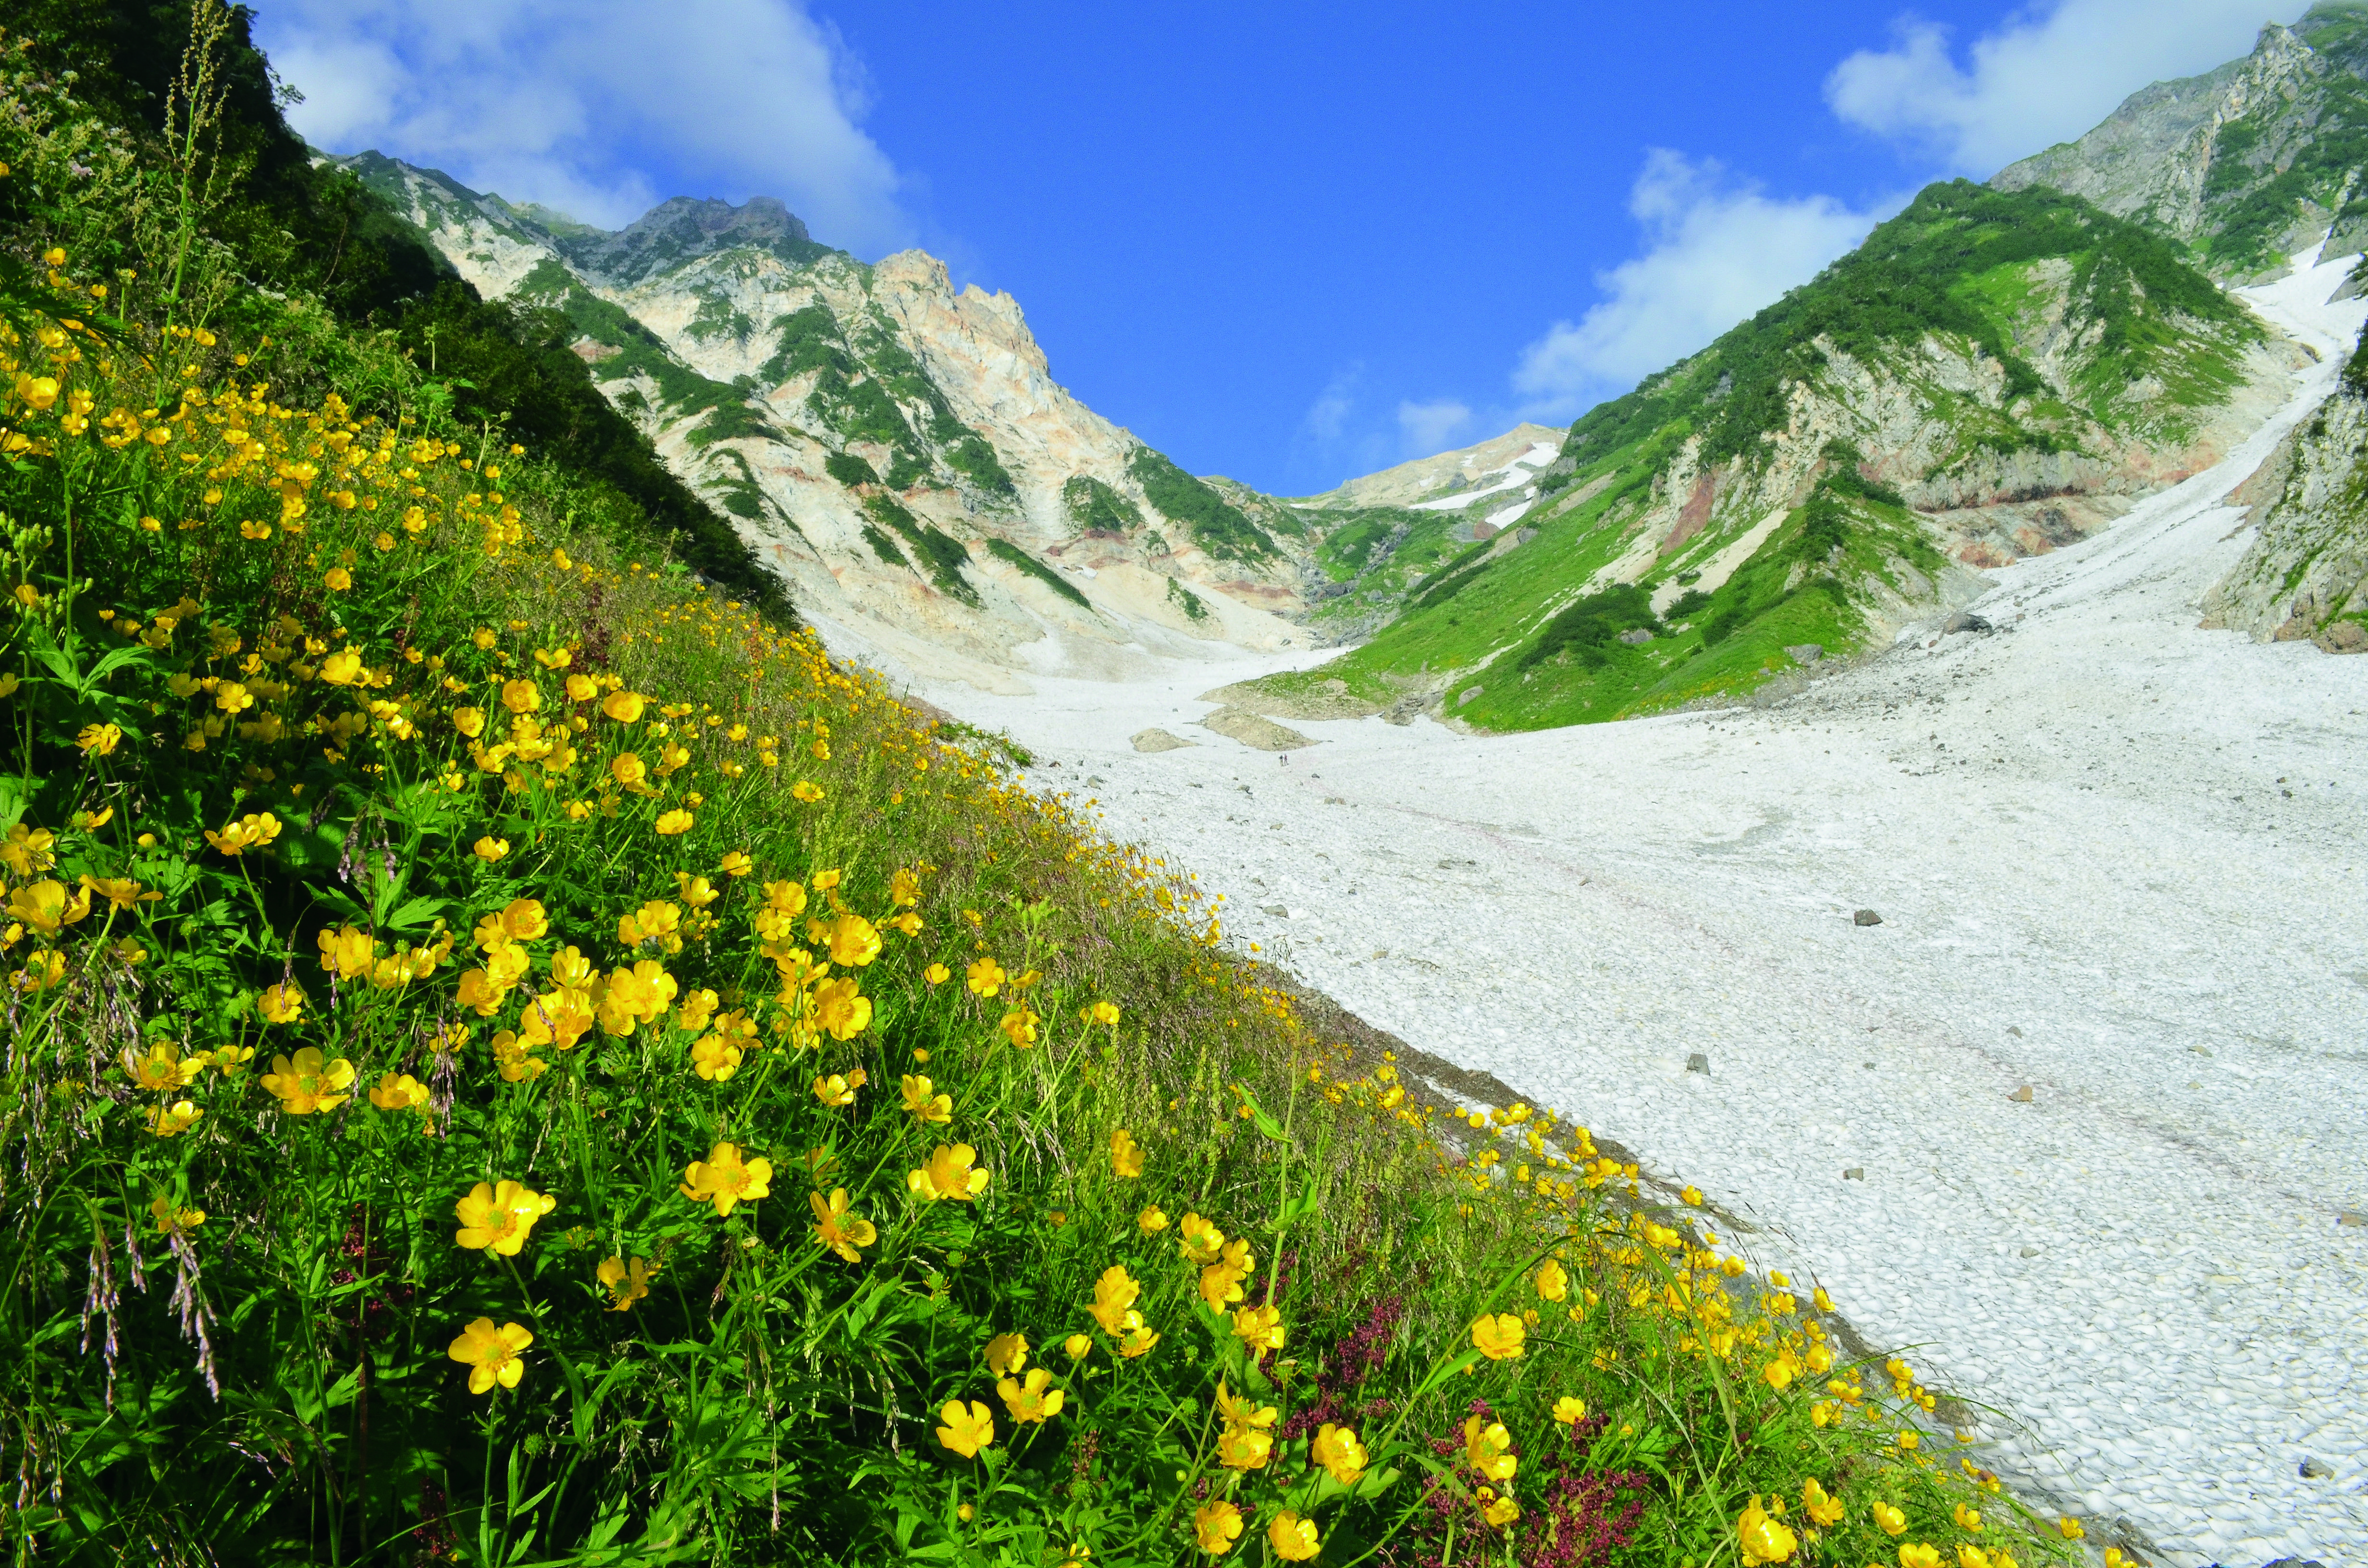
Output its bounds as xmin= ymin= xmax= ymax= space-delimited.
xmin=255 ymin=0 xmax=2303 ymax=494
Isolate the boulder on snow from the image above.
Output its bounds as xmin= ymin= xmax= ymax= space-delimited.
xmin=1131 ymin=727 xmax=1196 ymax=753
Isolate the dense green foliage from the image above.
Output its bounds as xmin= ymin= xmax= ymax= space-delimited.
xmin=1063 ymin=474 xmax=1144 ymax=534
xmin=866 ymin=494 xmax=976 ymax=604
xmin=985 ymin=538 xmax=1091 ymax=608
xmin=1519 ymin=586 xmax=1660 ymax=670
xmin=825 ymin=450 xmax=881 ymax=489
xmin=1125 ymin=449 xmax=1275 ymax=562
xmin=0 ymin=0 xmax=784 ymax=613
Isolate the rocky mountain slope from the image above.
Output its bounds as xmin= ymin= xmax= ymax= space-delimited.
xmin=2202 ymin=348 xmax=2368 ymax=650
xmin=1231 ymin=178 xmax=2313 ymax=731
xmin=1297 ymin=423 xmax=1566 ymax=512
xmin=1993 ymin=2 xmax=2368 ymax=281
xmin=333 ymin=152 xmax=1320 ymax=687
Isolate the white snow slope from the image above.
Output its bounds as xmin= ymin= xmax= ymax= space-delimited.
xmin=876 ymin=249 xmax=2368 ymax=1567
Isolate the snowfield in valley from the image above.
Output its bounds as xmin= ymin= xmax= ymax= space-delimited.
xmin=835 ymin=249 xmax=2368 ymax=1567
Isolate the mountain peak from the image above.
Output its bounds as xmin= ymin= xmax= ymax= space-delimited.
xmin=553 ymin=195 xmax=837 ymax=287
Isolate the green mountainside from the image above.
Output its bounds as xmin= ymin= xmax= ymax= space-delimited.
xmin=1247 ymin=180 xmax=2274 ymax=729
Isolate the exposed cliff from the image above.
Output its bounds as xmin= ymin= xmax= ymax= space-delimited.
xmin=330 ymin=153 xmax=1317 ymax=684
xmin=2202 ymin=364 xmax=2368 ymax=650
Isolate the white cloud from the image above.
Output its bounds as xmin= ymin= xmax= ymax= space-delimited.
xmin=1825 ymin=0 xmax=2306 ymax=176
xmin=253 ymin=0 xmax=912 ymax=253
xmin=1396 ymin=399 xmax=1474 ymax=456
xmin=1512 ymin=151 xmax=1886 ymax=418
xmin=1300 ymin=367 xmax=1359 ymax=444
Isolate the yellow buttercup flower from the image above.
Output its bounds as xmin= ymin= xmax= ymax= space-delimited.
xmin=1108 ymin=1127 xmax=1145 ymax=1177
xmin=813 ymin=1070 xmax=862 ymax=1107
xmin=448 ymin=1317 xmax=532 ymax=1395
xmin=148 ymin=1194 xmax=206 ymax=1237
xmin=1266 ymin=1510 xmax=1318 ymax=1562
xmin=1231 ymin=1303 xmax=1285 ymax=1359
xmin=499 ymin=679 xmax=540 ymax=714
xmin=998 ymin=1367 xmax=1064 ymax=1424
xmin=900 ymin=1074 xmax=952 ymax=1123
xmin=966 ymin=956 xmax=1005 ymax=996
xmin=453 ymin=1179 xmax=555 ymax=1254
xmin=1872 ymin=1500 xmax=1908 ymax=1535
xmin=1312 ymin=1421 xmax=1367 ymax=1485
xmin=813 ymin=976 xmax=872 ymax=1040
xmin=1899 ymin=1547 xmax=1941 ymax=1568
xmin=1138 ymin=1204 xmax=1169 ymax=1235
xmin=1087 ymin=1264 xmax=1142 ymax=1336
xmin=368 ymin=1071 xmax=429 ymax=1111
xmin=1064 ymin=1333 xmax=1092 ymax=1361
xmin=1192 ymin=1499 xmax=1244 ymax=1556
xmin=720 ymin=850 xmax=753 ymax=877
xmin=1087 ymin=999 xmax=1120 ymax=1027
xmin=602 ymin=690 xmax=646 ymax=723
xmin=256 ymin=981 xmax=305 ymax=1023
xmin=790 ymin=780 xmax=823 ymax=803
xmin=983 ymin=1332 xmax=1029 ymax=1376
xmin=908 ymin=1143 xmax=989 ymax=1202
xmin=1737 ymin=1494 xmax=1798 ymax=1566
xmin=597 ymin=1255 xmax=655 ymax=1310
xmin=125 ymin=1039 xmax=201 ymax=1092
xmin=75 ymin=723 xmax=122 ymax=755
xmin=1482 ymin=1491 xmax=1521 ymax=1527
xmin=148 ymin=1100 xmax=203 ymax=1138
xmin=935 ymin=1399 xmax=994 ymax=1458
xmin=681 ymin=1142 xmax=771 ymax=1216
xmin=261 ymin=1048 xmax=356 ymax=1114
xmin=1553 ymin=1396 xmax=1588 ymax=1425
xmin=1471 ymin=1312 xmax=1526 ymax=1360
xmin=1118 ymin=1323 xmax=1159 ymax=1358
xmin=1215 ymin=1424 xmax=1272 ymax=1470
xmin=1800 ymin=1478 xmax=1845 ymax=1528
xmin=1534 ymin=1257 xmax=1569 ymax=1301
xmin=1178 ymin=1212 xmax=1224 ymax=1264
xmin=472 ymin=835 xmax=510 ymax=862
xmin=205 ymin=810 xmax=282 ymax=856
xmin=654 ymin=809 xmax=692 ymax=836
xmin=1464 ymin=1416 xmax=1517 ymax=1482
xmin=810 ymin=1188 xmax=876 ymax=1261
xmin=924 ymin=961 xmax=951 ymax=985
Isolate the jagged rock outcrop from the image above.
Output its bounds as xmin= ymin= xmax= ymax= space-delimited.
xmin=2202 ymin=377 xmax=2368 ymax=650
xmin=1994 ymin=6 xmax=2368 ymax=278
xmin=329 ymin=153 xmax=1318 ymax=685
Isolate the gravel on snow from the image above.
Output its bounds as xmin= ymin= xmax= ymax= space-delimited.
xmin=845 ymin=250 xmax=2368 ymax=1567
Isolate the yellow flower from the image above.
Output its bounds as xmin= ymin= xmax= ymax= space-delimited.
xmin=1266 ymin=1510 xmax=1319 ymax=1562
xmin=935 ymin=1399 xmax=994 ymax=1458
xmin=1737 ymin=1494 xmax=1798 ymax=1566
xmin=908 ymin=1143 xmax=989 ymax=1202
xmin=472 ymin=836 xmax=510 ymax=862
xmin=1138 ymin=1205 xmax=1169 ymax=1235
xmin=1193 ymin=1499 xmax=1244 ymax=1556
xmin=924 ymin=962 xmax=950 ymax=985
xmin=1064 ymin=1333 xmax=1092 ymax=1361
xmin=148 ymin=1100 xmax=203 ymax=1138
xmin=1534 ymin=1257 xmax=1569 ymax=1302
xmin=500 ymin=679 xmax=540 ymax=714
xmin=1899 ymin=1547 xmax=1941 ymax=1568
xmin=1215 ymin=1424 xmax=1272 ymax=1470
xmin=1312 ymin=1422 xmax=1368 ymax=1485
xmin=1118 ymin=1323 xmax=1159 ymax=1358
xmin=1463 ymin=1416 xmax=1517 ymax=1482
xmin=982 ymin=1332 xmax=1030 ymax=1376
xmin=1872 ymin=1501 xmax=1907 ymax=1536
xmin=2056 ymin=1519 xmax=2085 ymax=1541
xmin=1178 ymin=1212 xmax=1225 ymax=1264
xmin=368 ymin=1071 xmax=428 ymax=1111
xmin=448 ymin=1317 xmax=532 ymax=1395
xmin=674 ymin=872 xmax=719 ymax=909
xmin=7 ymin=880 xmax=87 ymax=936
xmin=901 ymin=1074 xmax=952 ymax=1123
xmin=825 ymin=913 xmax=880 ymax=968
xmin=204 ymin=811 xmax=282 ymax=856
xmin=1088 ymin=999 xmax=1120 ymax=1027
xmin=1087 ymin=1264 xmax=1142 ymax=1336
xmin=1482 ymin=1491 xmax=1521 ymax=1527
xmin=564 ymin=673 xmax=598 ymax=702
xmin=1471 ymin=1312 xmax=1526 ymax=1361
xmin=75 ymin=723 xmax=122 ymax=755
xmin=324 ymin=567 xmax=353 ymax=591
xmin=791 ymin=780 xmax=823 ymax=803
xmin=810 ymin=1188 xmax=877 ymax=1261
xmin=1199 ymin=1238 xmax=1255 ymax=1311
xmin=998 ymin=1006 xmax=1039 ymax=1048
xmin=654 ymin=809 xmax=692 ymax=836
xmin=1958 ymin=1549 xmax=1992 ymax=1568
xmin=453 ymin=1179 xmax=555 ymax=1254
xmin=719 ymin=850 xmax=753 ymax=877
xmin=496 ymin=898 xmax=549 ymax=942
xmin=148 ymin=1194 xmax=206 ymax=1237
xmin=124 ymin=1039 xmax=200 ymax=1092
xmin=251 ymin=980 xmax=305 ymax=1024
xmin=813 ymin=1071 xmax=861 ymax=1108
xmin=691 ymin=1032 xmax=743 ymax=1081
xmin=681 ymin=1142 xmax=772 ymax=1216
xmin=1231 ymin=1303 xmax=1285 ymax=1359
xmin=602 ymin=690 xmax=646 ymax=723
xmin=1553 ymin=1396 xmax=1588 ymax=1426
xmin=998 ymin=1366 xmax=1064 ymax=1424
xmin=261 ymin=1048 xmax=357 ymax=1114
xmin=1952 ymin=1504 xmax=1982 ymax=1533
xmin=810 ymin=976 xmax=871 ymax=1041
xmin=1107 ymin=1127 xmax=1146 ymax=1177
xmin=597 ymin=1255 xmax=655 ymax=1310
xmin=966 ymin=956 xmax=1005 ymax=996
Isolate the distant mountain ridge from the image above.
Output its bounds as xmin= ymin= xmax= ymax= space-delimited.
xmin=329 ymin=151 xmax=1321 ymax=686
